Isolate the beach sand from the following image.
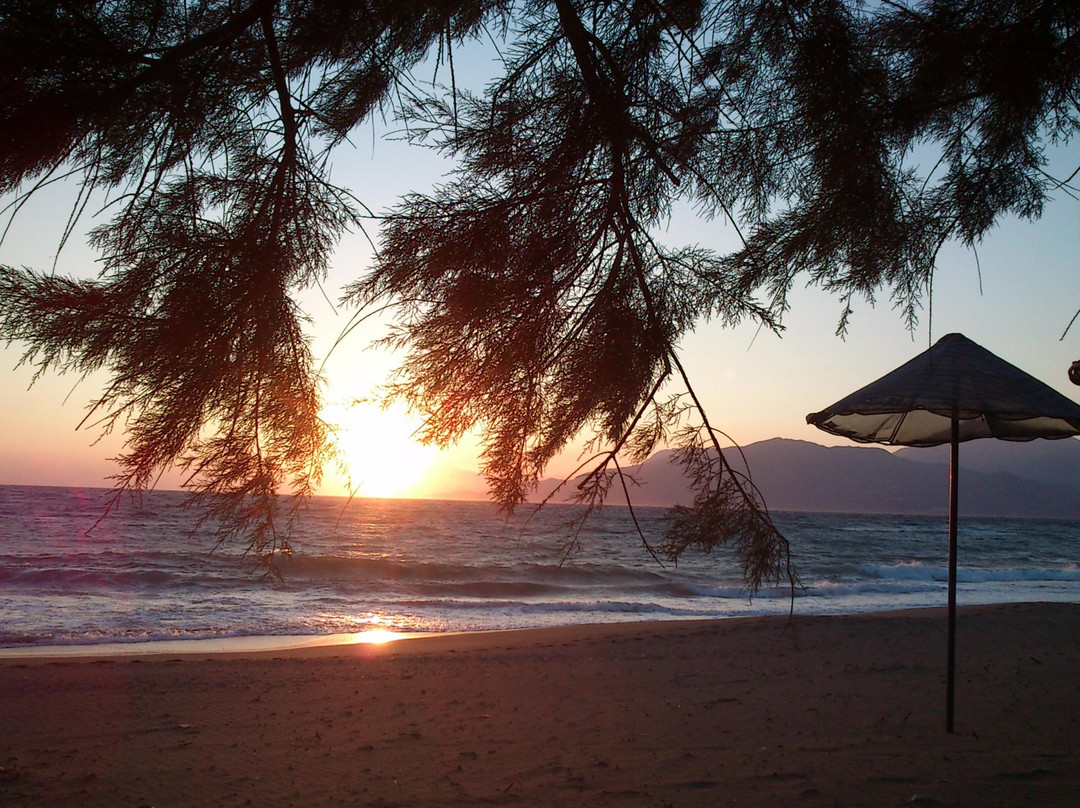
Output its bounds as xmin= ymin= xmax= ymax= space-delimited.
xmin=1 ymin=602 xmax=1077 ymax=807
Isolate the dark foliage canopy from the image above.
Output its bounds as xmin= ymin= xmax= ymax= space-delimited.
xmin=1 ymin=0 xmax=1077 ymax=586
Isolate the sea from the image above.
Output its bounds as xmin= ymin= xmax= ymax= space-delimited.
xmin=1 ymin=485 xmax=1078 ymax=655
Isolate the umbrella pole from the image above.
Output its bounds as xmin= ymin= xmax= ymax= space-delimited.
xmin=946 ymin=416 xmax=959 ymax=734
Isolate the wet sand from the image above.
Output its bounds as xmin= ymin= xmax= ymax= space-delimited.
xmin=1 ymin=602 xmax=1077 ymax=807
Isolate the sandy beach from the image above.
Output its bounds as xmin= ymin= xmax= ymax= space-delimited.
xmin=1 ymin=602 xmax=1077 ymax=807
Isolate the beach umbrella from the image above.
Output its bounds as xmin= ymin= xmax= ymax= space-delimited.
xmin=807 ymin=333 xmax=1080 ymax=732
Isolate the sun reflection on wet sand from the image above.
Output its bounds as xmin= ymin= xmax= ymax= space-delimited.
xmin=0 ymin=631 xmax=424 ymax=659
xmin=346 ymin=629 xmax=404 ymax=645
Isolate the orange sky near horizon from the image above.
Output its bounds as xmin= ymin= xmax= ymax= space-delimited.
xmin=5 ymin=205 xmax=1080 ymax=499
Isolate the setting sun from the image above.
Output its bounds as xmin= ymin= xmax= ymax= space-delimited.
xmin=324 ymin=401 xmax=439 ymax=498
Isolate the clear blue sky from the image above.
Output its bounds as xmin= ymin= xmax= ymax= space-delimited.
xmin=2 ymin=69 xmax=1079 ymax=493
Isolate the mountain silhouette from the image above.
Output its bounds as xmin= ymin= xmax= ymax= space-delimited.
xmin=531 ymin=437 xmax=1080 ymax=518
xmin=894 ymin=438 xmax=1080 ymax=491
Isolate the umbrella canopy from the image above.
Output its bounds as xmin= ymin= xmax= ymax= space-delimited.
xmin=807 ymin=333 xmax=1080 ymax=733
xmin=807 ymin=333 xmax=1080 ymax=444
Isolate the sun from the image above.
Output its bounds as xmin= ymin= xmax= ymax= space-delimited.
xmin=324 ymin=401 xmax=439 ymax=498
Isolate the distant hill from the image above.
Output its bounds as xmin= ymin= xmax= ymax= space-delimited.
xmin=531 ymin=437 xmax=1080 ymax=518
xmin=894 ymin=438 xmax=1080 ymax=491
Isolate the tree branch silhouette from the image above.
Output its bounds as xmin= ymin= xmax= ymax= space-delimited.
xmin=1 ymin=1 xmax=1078 ymax=587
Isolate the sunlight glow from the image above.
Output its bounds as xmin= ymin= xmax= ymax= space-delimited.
xmin=347 ymin=628 xmax=403 ymax=645
xmin=325 ymin=401 xmax=439 ymax=498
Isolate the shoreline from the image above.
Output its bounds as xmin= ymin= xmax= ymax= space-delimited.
xmin=0 ymin=629 xmax=434 ymax=660
xmin=2 ymin=602 xmax=1077 ymax=807
xmin=0 ymin=599 xmax=1073 ymax=663
xmin=0 ymin=600 xmax=1072 ymax=662
xmin=0 ymin=602 xmax=979 ymax=662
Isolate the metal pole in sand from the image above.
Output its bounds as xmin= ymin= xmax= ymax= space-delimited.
xmin=946 ymin=414 xmax=959 ymax=734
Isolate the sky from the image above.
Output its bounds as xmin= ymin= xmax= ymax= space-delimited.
xmin=2 ymin=51 xmax=1080 ymax=499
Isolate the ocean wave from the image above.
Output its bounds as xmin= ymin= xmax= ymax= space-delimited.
xmin=857 ymin=562 xmax=1080 ymax=584
xmin=0 ymin=631 xmax=53 ymax=645
xmin=277 ymin=553 xmax=670 ymax=586
xmin=0 ymin=566 xmax=175 ymax=589
xmin=0 ymin=558 xmax=261 ymax=591
xmin=648 ymin=582 xmax=793 ymax=600
xmin=959 ymin=567 xmax=1080 ymax=583
xmin=415 ymin=580 xmax=568 ymax=598
xmin=803 ymin=579 xmax=938 ymax=597
xmin=392 ymin=597 xmax=727 ymax=618
xmin=0 ymin=624 xmax=271 ymax=649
